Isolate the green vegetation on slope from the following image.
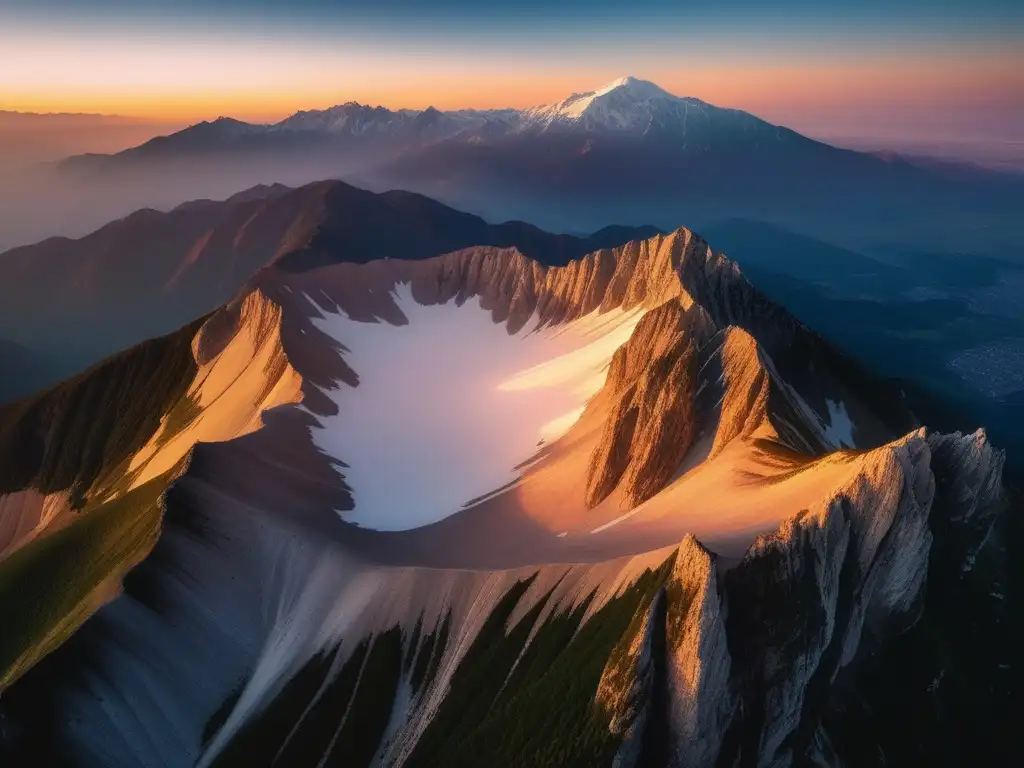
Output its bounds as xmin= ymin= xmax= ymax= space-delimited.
xmin=410 ymin=612 xmax=451 ymax=696
xmin=154 ymin=391 xmax=203 ymax=449
xmin=205 ymin=560 xmax=676 ymax=768
xmin=210 ymin=645 xmax=345 ymax=767
xmin=272 ymin=641 xmax=370 ymax=766
xmin=211 ymin=628 xmax=406 ymax=768
xmin=408 ymin=560 xmax=674 ymax=768
xmin=0 ymin=316 xmax=204 ymax=506
xmin=326 ymin=627 xmax=403 ymax=767
xmin=0 ymin=315 xmax=206 ymax=692
xmin=0 ymin=468 xmax=178 ymax=690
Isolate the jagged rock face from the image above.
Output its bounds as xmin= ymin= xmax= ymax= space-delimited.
xmin=596 ymin=583 xmax=665 ymax=768
xmin=0 ymin=226 xmax=1012 ymax=767
xmin=586 ymin=304 xmax=703 ymax=507
xmin=663 ymin=536 xmax=732 ymax=768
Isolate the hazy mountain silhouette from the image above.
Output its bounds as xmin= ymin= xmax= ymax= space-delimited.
xmin=0 ymin=179 xmax=658 ymax=395
xmin=58 ymin=77 xmax=1024 ymax=255
xmin=0 ymin=339 xmax=50 ymax=404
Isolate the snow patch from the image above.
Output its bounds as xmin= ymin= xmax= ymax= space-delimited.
xmin=823 ymin=399 xmax=856 ymax=449
xmin=520 ymin=76 xmax=699 ymax=132
xmin=309 ymin=284 xmax=645 ymax=531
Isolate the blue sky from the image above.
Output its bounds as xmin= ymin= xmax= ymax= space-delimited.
xmin=7 ymin=0 xmax=1022 ymax=42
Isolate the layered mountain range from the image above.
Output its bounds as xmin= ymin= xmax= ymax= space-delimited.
xmin=0 ymin=180 xmax=657 ymax=396
xmin=50 ymin=77 xmax=1023 ymax=255
xmin=65 ymin=78 xmax=761 ymax=156
xmin=0 ymin=223 xmax=1014 ymax=766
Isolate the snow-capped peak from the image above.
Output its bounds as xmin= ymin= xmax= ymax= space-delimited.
xmin=593 ymin=76 xmax=676 ymax=100
xmin=185 ymin=77 xmax=717 ymax=144
xmin=520 ymin=76 xmax=698 ymax=132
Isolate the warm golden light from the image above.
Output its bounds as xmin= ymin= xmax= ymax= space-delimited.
xmin=1 ymin=24 xmax=1019 ymax=134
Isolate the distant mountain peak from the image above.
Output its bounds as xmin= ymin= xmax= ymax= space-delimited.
xmin=208 ymin=116 xmax=254 ymax=129
xmin=269 ymin=76 xmax=692 ymax=138
xmin=521 ymin=75 xmax=707 ymax=132
xmin=197 ymin=116 xmax=261 ymax=138
xmin=594 ymin=75 xmax=675 ymax=100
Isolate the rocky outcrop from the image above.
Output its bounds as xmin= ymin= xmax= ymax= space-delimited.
xmin=266 ymin=225 xmax=902 ymax=521
xmin=664 ymin=536 xmax=732 ymax=768
xmin=276 ymin=228 xmax=698 ymax=336
xmin=586 ymin=325 xmax=699 ymax=507
xmin=585 ymin=299 xmax=701 ymax=505
xmin=591 ymin=428 xmax=1003 ymax=768
xmin=927 ymin=429 xmax=1004 ymax=543
xmin=597 ymin=588 xmax=665 ymax=768
xmin=705 ymin=328 xmax=774 ymax=457
xmin=116 ymin=289 xmax=305 ymax=494
xmin=714 ymin=430 xmax=936 ymax=766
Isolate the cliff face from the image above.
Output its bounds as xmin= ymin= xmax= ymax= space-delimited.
xmin=0 ymin=226 xmax=1012 ymax=767
xmin=585 ymin=301 xmax=707 ymax=508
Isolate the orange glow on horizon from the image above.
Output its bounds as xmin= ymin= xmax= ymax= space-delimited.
xmin=1 ymin=29 xmax=1019 ymax=129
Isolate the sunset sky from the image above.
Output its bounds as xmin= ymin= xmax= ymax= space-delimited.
xmin=2 ymin=0 xmax=1022 ymax=142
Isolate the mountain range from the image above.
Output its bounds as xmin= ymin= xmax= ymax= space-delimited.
xmin=0 ymin=219 xmax=1015 ymax=766
xmin=66 ymin=78 xmax=768 ymax=153
xmin=3 ymin=177 xmax=1023 ymax=484
xmin=53 ymin=77 xmax=1024 ymax=257
xmin=0 ymin=74 xmax=1020 ymax=767
xmin=0 ymin=111 xmax=184 ymax=171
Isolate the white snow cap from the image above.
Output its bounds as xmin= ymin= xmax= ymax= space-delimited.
xmin=593 ymin=76 xmax=677 ymax=100
xmin=550 ymin=76 xmax=679 ymax=117
xmin=520 ymin=76 xmax=696 ymax=131
xmin=267 ymin=75 xmax=705 ymax=137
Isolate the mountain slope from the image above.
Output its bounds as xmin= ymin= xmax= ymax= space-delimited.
xmin=0 ymin=227 xmax=1012 ymax=766
xmin=0 ymin=180 xmax=657 ymax=390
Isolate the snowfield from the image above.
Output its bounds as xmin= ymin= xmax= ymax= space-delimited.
xmin=309 ymin=283 xmax=646 ymax=530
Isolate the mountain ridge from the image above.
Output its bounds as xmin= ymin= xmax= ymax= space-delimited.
xmin=0 ymin=221 xmax=1011 ymax=765
xmin=0 ymin=179 xmax=660 ymax=399
xmin=28 ymin=74 xmax=1018 ymax=265
xmin=61 ymin=76 xmax=749 ymax=160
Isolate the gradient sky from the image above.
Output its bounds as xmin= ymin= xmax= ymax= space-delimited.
xmin=1 ymin=1 xmax=1021 ymax=142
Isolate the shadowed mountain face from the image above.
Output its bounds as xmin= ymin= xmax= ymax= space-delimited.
xmin=52 ymin=77 xmax=1024 ymax=257
xmin=697 ymin=219 xmax=1024 ymax=476
xmin=0 ymin=226 xmax=1014 ymax=767
xmin=0 ymin=339 xmax=50 ymax=404
xmin=0 ymin=179 xmax=658 ymax=398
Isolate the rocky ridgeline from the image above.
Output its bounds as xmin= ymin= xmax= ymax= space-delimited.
xmin=594 ymin=427 xmax=1003 ymax=767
